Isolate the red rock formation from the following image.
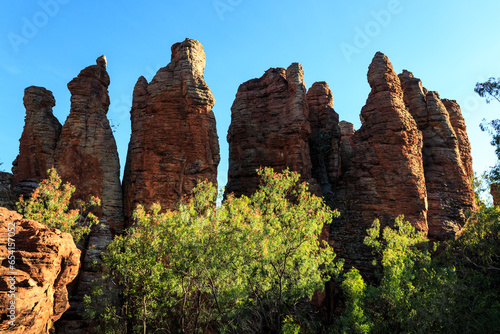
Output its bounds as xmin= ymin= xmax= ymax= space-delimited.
xmin=339 ymin=121 xmax=355 ymax=178
xmin=307 ymin=81 xmax=342 ymax=205
xmin=0 ymin=207 xmax=80 ymax=333
xmin=399 ymin=71 xmax=475 ymax=240
xmin=11 ymin=86 xmax=62 ymax=198
xmin=54 ymin=55 xmax=123 ymax=233
xmin=123 ymin=39 xmax=220 ymax=224
xmin=53 ymin=55 xmax=123 ymax=332
xmin=442 ymin=98 xmax=474 ymax=184
xmin=225 ymin=63 xmax=315 ymax=197
xmin=335 ymin=52 xmax=428 ymax=271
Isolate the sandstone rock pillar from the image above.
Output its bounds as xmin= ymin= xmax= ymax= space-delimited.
xmin=122 ymin=39 xmax=220 ymax=225
xmin=225 ymin=63 xmax=315 ymax=197
xmin=11 ymin=86 xmax=61 ymax=198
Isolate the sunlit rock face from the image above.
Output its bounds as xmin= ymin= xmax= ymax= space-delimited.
xmin=399 ymin=70 xmax=475 ymax=240
xmin=123 ymin=38 xmax=220 ymax=226
xmin=332 ymin=52 xmax=428 ymax=272
xmin=0 ymin=207 xmax=80 ymax=334
xmin=225 ymin=63 xmax=318 ymax=198
xmin=12 ymin=86 xmax=61 ymax=198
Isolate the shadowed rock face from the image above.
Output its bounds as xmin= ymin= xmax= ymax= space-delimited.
xmin=334 ymin=52 xmax=428 ymax=271
xmin=12 ymin=86 xmax=62 ymax=198
xmin=225 ymin=63 xmax=316 ymax=197
xmin=0 ymin=172 xmax=15 ymax=210
xmin=307 ymin=81 xmax=342 ymax=206
xmin=399 ymin=70 xmax=475 ymax=240
xmin=0 ymin=207 xmax=80 ymax=334
xmin=122 ymin=39 xmax=220 ymax=225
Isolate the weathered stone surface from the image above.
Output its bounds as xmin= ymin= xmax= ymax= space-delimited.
xmin=226 ymin=63 xmax=316 ymax=197
xmin=399 ymin=71 xmax=475 ymax=240
xmin=334 ymin=52 xmax=428 ymax=271
xmin=442 ymin=98 xmax=474 ymax=183
xmin=53 ymin=56 xmax=123 ymax=332
xmin=0 ymin=172 xmax=15 ymax=210
xmin=12 ymin=86 xmax=61 ymax=198
xmin=307 ymin=81 xmax=341 ymax=206
xmin=0 ymin=207 xmax=80 ymax=333
xmin=54 ymin=56 xmax=123 ymax=233
xmin=123 ymin=39 xmax=220 ymax=224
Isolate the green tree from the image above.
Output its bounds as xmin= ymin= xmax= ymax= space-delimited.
xmin=475 ymin=77 xmax=500 ymax=104
xmin=16 ymin=167 xmax=101 ymax=242
xmin=475 ymin=77 xmax=500 ymax=181
xmin=337 ymin=213 xmax=500 ymax=334
xmin=86 ymin=168 xmax=342 ymax=333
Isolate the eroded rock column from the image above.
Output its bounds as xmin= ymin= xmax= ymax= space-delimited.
xmin=123 ymin=39 xmax=220 ymax=225
xmin=12 ymin=86 xmax=61 ymax=198
xmin=226 ymin=63 xmax=316 ymax=197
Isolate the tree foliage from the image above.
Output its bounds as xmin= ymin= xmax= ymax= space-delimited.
xmin=16 ymin=167 xmax=101 ymax=242
xmin=475 ymin=77 xmax=500 ymax=181
xmin=337 ymin=213 xmax=500 ymax=333
xmin=86 ymin=168 xmax=341 ymax=333
xmin=475 ymin=77 xmax=500 ymax=104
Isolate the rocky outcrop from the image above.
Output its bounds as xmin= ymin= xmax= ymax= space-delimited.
xmin=225 ymin=63 xmax=316 ymax=197
xmin=307 ymin=82 xmax=342 ymax=206
xmin=334 ymin=52 xmax=428 ymax=271
xmin=123 ymin=39 xmax=220 ymax=224
xmin=0 ymin=172 xmax=15 ymax=210
xmin=442 ymin=98 xmax=474 ymax=183
xmin=53 ymin=56 xmax=123 ymax=332
xmin=0 ymin=207 xmax=80 ymax=333
xmin=11 ymin=87 xmax=62 ymax=198
xmin=399 ymin=70 xmax=475 ymax=240
xmin=54 ymin=55 xmax=123 ymax=233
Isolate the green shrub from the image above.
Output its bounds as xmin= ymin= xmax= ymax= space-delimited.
xmin=16 ymin=167 xmax=100 ymax=242
xmin=86 ymin=168 xmax=341 ymax=333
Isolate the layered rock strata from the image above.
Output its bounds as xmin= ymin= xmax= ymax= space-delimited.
xmin=54 ymin=55 xmax=123 ymax=232
xmin=11 ymin=86 xmax=62 ymax=198
xmin=225 ymin=63 xmax=316 ymax=197
xmin=399 ymin=70 xmax=475 ymax=239
xmin=332 ymin=52 xmax=429 ymax=270
xmin=123 ymin=39 xmax=220 ymax=225
xmin=307 ymin=81 xmax=342 ymax=206
xmin=0 ymin=207 xmax=80 ymax=333
xmin=53 ymin=56 xmax=123 ymax=332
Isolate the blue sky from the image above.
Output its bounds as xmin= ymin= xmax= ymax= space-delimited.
xmin=1 ymin=1 xmax=499 ymax=190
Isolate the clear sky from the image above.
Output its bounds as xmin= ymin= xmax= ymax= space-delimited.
xmin=1 ymin=1 xmax=499 ymax=190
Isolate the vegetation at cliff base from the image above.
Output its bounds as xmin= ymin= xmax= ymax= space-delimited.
xmin=337 ymin=213 xmax=500 ymax=334
xmin=85 ymin=168 xmax=342 ymax=333
xmin=16 ymin=167 xmax=101 ymax=242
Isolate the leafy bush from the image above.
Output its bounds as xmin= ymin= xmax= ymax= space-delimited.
xmin=337 ymin=212 xmax=500 ymax=334
xmin=86 ymin=168 xmax=341 ymax=333
xmin=16 ymin=167 xmax=101 ymax=242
